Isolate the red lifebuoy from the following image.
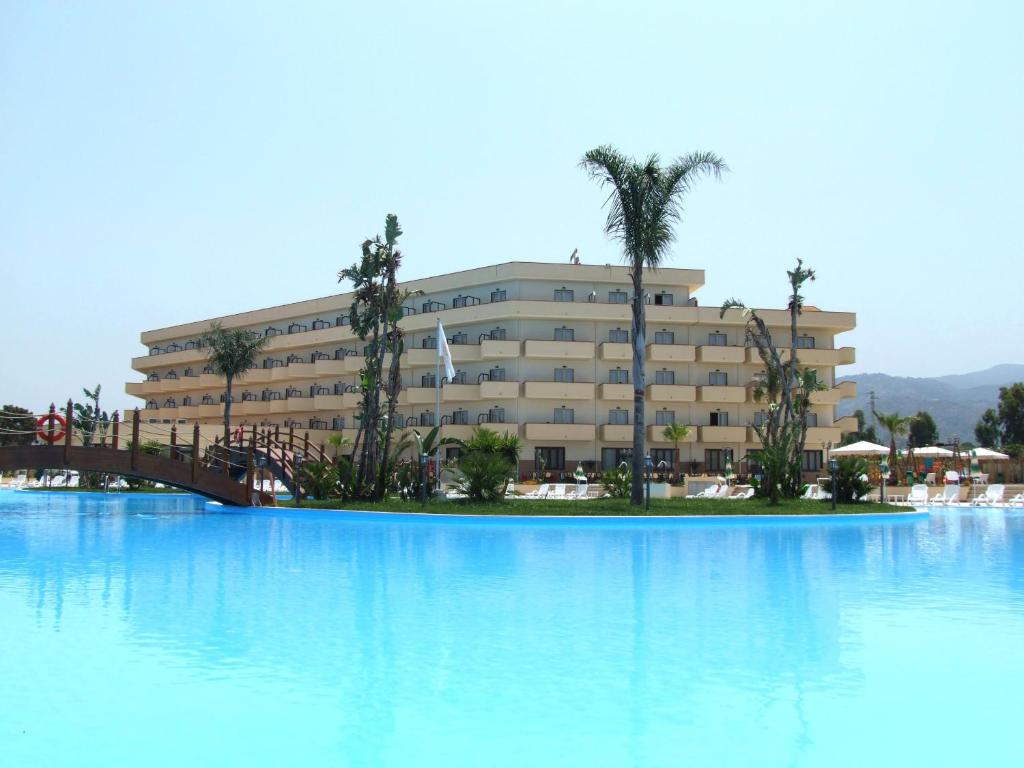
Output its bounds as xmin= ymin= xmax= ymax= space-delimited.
xmin=36 ymin=414 xmax=67 ymax=443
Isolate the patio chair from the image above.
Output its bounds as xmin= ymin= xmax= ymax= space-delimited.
xmin=547 ymin=484 xmax=567 ymax=499
xmin=906 ymin=485 xmax=929 ymax=505
xmin=1008 ymin=492 xmax=1024 ymax=507
xmin=570 ymin=483 xmax=589 ymax=500
xmin=930 ymin=485 xmax=960 ymax=505
xmin=686 ymin=485 xmax=719 ymax=499
xmin=924 ymin=472 xmax=936 ymax=485
xmin=801 ymin=484 xmax=819 ymax=500
xmin=714 ymin=485 xmax=734 ymax=499
xmin=975 ymin=484 xmax=1005 ymax=505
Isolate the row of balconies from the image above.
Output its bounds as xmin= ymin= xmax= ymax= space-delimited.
xmin=136 ymin=408 xmax=855 ymax=445
xmin=134 ymin=331 xmax=855 ymax=372
xmin=130 ymin=379 xmax=858 ymax=408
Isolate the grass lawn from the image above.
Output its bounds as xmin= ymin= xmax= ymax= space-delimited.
xmin=278 ymin=496 xmax=905 ymax=516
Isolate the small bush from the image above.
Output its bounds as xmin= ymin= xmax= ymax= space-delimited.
xmin=452 ymin=452 xmax=514 ymax=501
xmin=820 ymin=456 xmax=873 ymax=503
xmin=602 ymin=466 xmax=632 ymax=499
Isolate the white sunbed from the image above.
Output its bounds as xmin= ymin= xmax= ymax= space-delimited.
xmin=906 ymin=484 xmax=929 ymax=505
xmin=975 ymin=484 xmax=1005 ymax=505
xmin=724 ymin=487 xmax=755 ymax=500
xmin=1008 ymin=493 xmax=1024 ymax=507
xmin=522 ymin=483 xmax=550 ymax=499
xmin=686 ymin=485 xmax=720 ymax=499
xmin=930 ymin=485 xmax=960 ymax=505
xmin=801 ymin=484 xmax=819 ymax=500
xmin=713 ymin=485 xmax=735 ymax=499
xmin=570 ymin=483 xmax=589 ymax=500
xmin=547 ymin=484 xmax=568 ymax=500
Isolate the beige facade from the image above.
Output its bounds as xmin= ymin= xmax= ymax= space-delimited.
xmin=127 ymin=261 xmax=857 ymax=477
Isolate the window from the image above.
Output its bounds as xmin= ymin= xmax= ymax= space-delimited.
xmin=709 ymin=371 xmax=728 ymax=386
xmin=332 ymin=417 xmax=346 ymax=430
xmin=602 ymin=447 xmax=632 ymax=469
xmin=705 ymin=449 xmax=724 ymax=472
xmin=422 ymin=336 xmax=436 ymax=349
xmin=554 ymin=288 xmax=574 ymax=302
xmin=445 ymin=446 xmax=462 ymax=460
xmin=806 ymin=412 xmax=818 ymax=427
xmin=536 ymin=447 xmax=565 ymax=471
xmin=608 ymin=290 xmax=628 ymax=304
xmin=449 ymin=332 xmax=468 ymax=345
xmin=419 ymin=411 xmax=436 ymax=427
xmin=490 ymin=289 xmax=507 ymax=303
xmin=802 ymin=450 xmax=823 ymax=471
xmin=753 ymin=410 xmax=768 ymax=427
xmin=655 ymin=370 xmax=675 ymax=385
xmin=451 ymin=409 xmax=469 ymax=425
xmin=490 ymin=327 xmax=507 ymax=341
xmin=450 ymin=371 xmax=467 ymax=384
xmin=708 ymin=333 xmax=728 ymax=346
xmin=487 ymin=407 xmax=506 ymax=423
xmin=608 ymin=409 xmax=629 ymax=425
xmin=796 ymin=335 xmax=816 ymax=349
xmin=655 ymin=410 xmax=675 ymax=426
xmin=654 ymin=293 xmax=674 ymax=306
xmin=654 ymin=330 xmax=675 ymax=345
xmin=312 ymin=318 xmax=330 ymax=330
xmin=608 ymin=369 xmax=628 ymax=385
xmin=554 ymin=368 xmax=575 ymax=383
xmin=609 ymin=328 xmax=629 ymax=343
xmin=554 ymin=327 xmax=575 ymax=342
xmin=651 ymin=449 xmax=675 ymax=470
xmin=287 ymin=322 xmax=308 ymax=334
xmin=710 ymin=411 xmax=729 ymax=427
xmin=489 ymin=367 xmax=507 ymax=381
xmin=553 ymin=407 xmax=575 ymax=424
xmin=421 ymin=374 xmax=436 ymax=388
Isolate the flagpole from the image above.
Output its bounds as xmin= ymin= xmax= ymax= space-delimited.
xmin=435 ymin=317 xmax=442 ymax=485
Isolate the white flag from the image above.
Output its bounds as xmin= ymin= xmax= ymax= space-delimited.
xmin=437 ymin=318 xmax=456 ymax=380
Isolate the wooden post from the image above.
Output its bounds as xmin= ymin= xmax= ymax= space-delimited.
xmin=170 ymin=424 xmax=178 ymax=461
xmin=320 ymin=442 xmax=325 ymax=463
xmin=274 ymin=425 xmax=280 ymax=445
xmin=304 ymin=431 xmax=310 ymax=461
xmin=47 ymin=403 xmax=56 ymax=445
xmin=288 ymin=426 xmax=295 ymax=452
xmin=251 ymin=423 xmax=257 ymax=447
xmin=111 ymin=411 xmax=120 ymax=451
xmin=130 ymin=409 xmax=140 ymax=470
xmin=64 ymin=399 xmax=74 ymax=465
xmin=191 ymin=424 xmax=200 ymax=483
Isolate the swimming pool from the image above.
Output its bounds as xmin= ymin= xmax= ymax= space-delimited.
xmin=2 ymin=491 xmax=1022 ymax=766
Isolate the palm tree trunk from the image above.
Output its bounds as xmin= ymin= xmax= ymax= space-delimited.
xmin=223 ymin=375 xmax=233 ymax=469
xmin=630 ymin=271 xmax=646 ymax=505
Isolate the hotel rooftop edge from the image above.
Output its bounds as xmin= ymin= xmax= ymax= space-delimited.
xmin=127 ymin=261 xmax=857 ymax=475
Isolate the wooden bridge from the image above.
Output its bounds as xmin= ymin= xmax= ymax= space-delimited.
xmin=0 ymin=401 xmax=335 ymax=507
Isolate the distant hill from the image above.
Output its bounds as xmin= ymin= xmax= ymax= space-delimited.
xmin=837 ymin=364 xmax=1024 ymax=444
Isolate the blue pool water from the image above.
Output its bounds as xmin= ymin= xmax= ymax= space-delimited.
xmin=2 ymin=491 xmax=1023 ymax=767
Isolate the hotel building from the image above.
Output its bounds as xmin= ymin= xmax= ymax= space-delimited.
xmin=127 ymin=262 xmax=857 ymax=477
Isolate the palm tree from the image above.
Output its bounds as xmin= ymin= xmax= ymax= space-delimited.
xmin=874 ymin=410 xmax=910 ymax=476
xmin=202 ymin=322 xmax=270 ymax=452
xmin=581 ymin=145 xmax=726 ymax=504
xmin=327 ymin=433 xmax=352 ymax=462
xmin=661 ymin=423 xmax=690 ymax=481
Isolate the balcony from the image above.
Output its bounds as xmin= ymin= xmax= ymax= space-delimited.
xmin=481 ymin=339 xmax=520 ymax=359
xmin=177 ymin=405 xmax=199 ymax=419
xmin=805 ymin=426 xmax=842 ymax=444
xmin=599 ymin=383 xmax=633 ymax=401
xmin=696 ymin=345 xmax=745 ymax=364
xmin=312 ymin=394 xmax=346 ymax=410
xmin=479 ymin=381 xmax=518 ymax=399
xmin=777 ymin=346 xmax=857 ymax=366
xmin=523 ymin=382 xmax=595 ymax=400
xmin=523 ymin=340 xmax=594 ymax=360
xmin=834 ymin=415 xmax=858 ymax=432
xmin=647 ymin=424 xmax=698 ymax=443
xmin=646 ymin=384 xmax=696 ymax=403
xmin=600 ymin=342 xmax=632 ymax=361
xmin=699 ymin=425 xmax=749 ymax=443
xmin=524 ymin=423 xmax=596 ymax=441
xmin=442 ymin=384 xmax=481 ymax=402
xmin=199 ymin=372 xmax=223 ymax=388
xmin=313 ymin=359 xmax=347 ymax=376
xmin=601 ymin=424 xmax=633 ymax=442
xmin=399 ymin=388 xmax=436 ymax=405
xmin=697 ymin=385 xmax=747 ymax=404
xmin=286 ymin=397 xmax=311 ymax=412
xmin=809 ymin=382 xmax=855 ymax=405
xmin=197 ymin=404 xmax=222 ymax=419
xmin=125 ymin=382 xmax=148 ymax=397
xmin=646 ymin=344 xmax=696 ymax=363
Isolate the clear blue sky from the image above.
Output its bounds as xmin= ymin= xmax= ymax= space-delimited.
xmin=2 ymin=1 xmax=1021 ymax=414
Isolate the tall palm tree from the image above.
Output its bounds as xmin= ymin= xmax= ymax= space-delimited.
xmin=581 ymin=145 xmax=726 ymax=504
xmin=661 ymin=422 xmax=690 ymax=481
xmin=874 ymin=410 xmax=910 ymax=475
xmin=202 ymin=322 xmax=270 ymax=452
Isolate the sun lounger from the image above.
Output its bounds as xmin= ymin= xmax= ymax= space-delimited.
xmin=547 ymin=484 xmax=567 ymax=499
xmin=906 ymin=484 xmax=929 ymax=505
xmin=570 ymin=483 xmax=589 ymax=499
xmin=975 ymin=484 xmax=1005 ymax=505
xmin=1009 ymin=493 xmax=1024 ymax=506
xmin=724 ymin=487 xmax=755 ymax=500
xmin=522 ymin=483 xmax=549 ymax=499
xmin=801 ymin=484 xmax=819 ymax=500
xmin=930 ymin=485 xmax=960 ymax=505
xmin=686 ymin=485 xmax=719 ymax=499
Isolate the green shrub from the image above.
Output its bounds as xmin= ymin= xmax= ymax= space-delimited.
xmin=602 ymin=466 xmax=632 ymax=499
xmin=820 ymin=456 xmax=873 ymax=503
xmin=452 ymin=451 xmax=515 ymax=501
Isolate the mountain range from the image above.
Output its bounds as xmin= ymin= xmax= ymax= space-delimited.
xmin=836 ymin=364 xmax=1024 ymax=444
